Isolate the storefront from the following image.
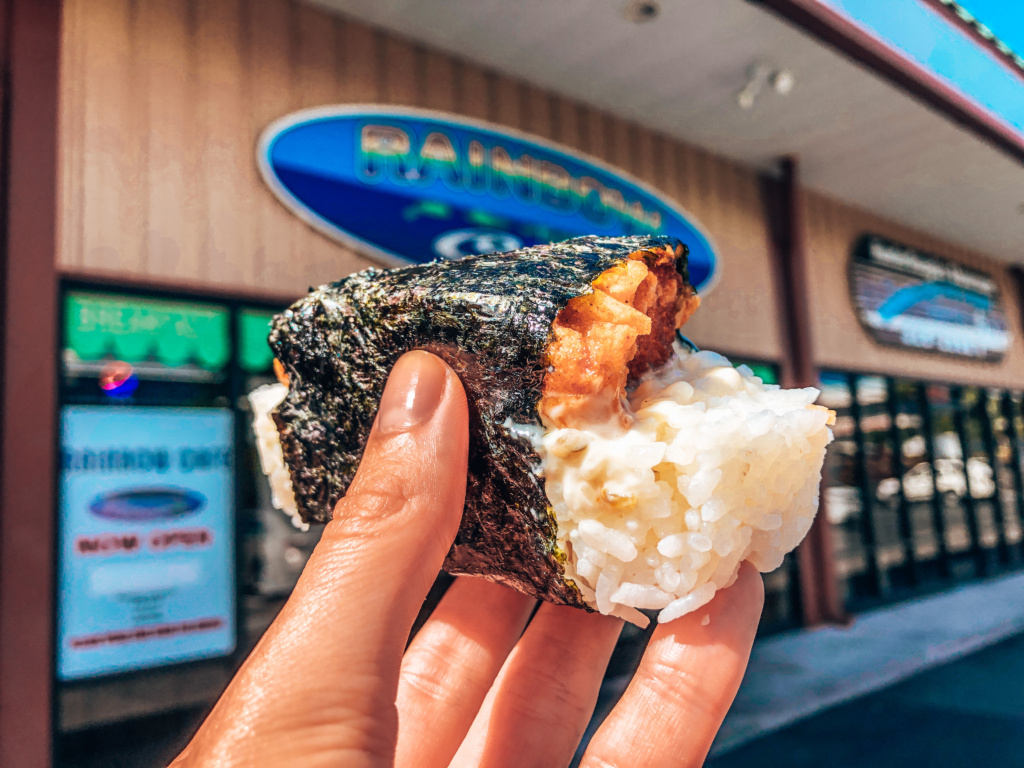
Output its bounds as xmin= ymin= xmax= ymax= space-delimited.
xmin=2 ymin=0 xmax=1023 ymax=764
xmin=809 ymin=229 xmax=1024 ymax=610
xmin=51 ymin=1 xmax=801 ymax=730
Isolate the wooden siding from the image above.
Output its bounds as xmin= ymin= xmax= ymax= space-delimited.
xmin=58 ymin=0 xmax=784 ymax=359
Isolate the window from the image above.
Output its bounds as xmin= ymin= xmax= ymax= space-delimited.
xmin=819 ymin=369 xmax=1024 ymax=611
xmin=58 ymin=286 xmax=320 ymax=679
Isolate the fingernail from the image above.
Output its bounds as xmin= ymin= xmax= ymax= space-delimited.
xmin=377 ymin=351 xmax=447 ymax=434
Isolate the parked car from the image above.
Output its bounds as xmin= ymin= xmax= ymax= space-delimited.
xmin=876 ymin=458 xmax=995 ymax=503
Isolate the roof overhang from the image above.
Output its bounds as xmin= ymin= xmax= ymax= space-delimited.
xmin=304 ymin=0 xmax=1024 ymax=265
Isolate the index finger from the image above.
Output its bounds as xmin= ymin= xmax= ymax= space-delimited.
xmin=174 ymin=352 xmax=469 ymax=767
xmin=580 ymin=562 xmax=764 ymax=768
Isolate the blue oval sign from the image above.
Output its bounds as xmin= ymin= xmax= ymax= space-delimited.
xmin=89 ymin=487 xmax=206 ymax=522
xmin=258 ymin=107 xmax=719 ymax=292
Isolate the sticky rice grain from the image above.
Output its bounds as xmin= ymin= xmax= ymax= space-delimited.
xmin=536 ymin=350 xmax=833 ymax=626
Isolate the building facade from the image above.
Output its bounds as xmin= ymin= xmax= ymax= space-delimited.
xmin=2 ymin=0 xmax=1023 ymax=764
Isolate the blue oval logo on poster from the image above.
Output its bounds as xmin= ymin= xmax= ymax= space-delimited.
xmin=89 ymin=487 xmax=206 ymax=522
xmin=258 ymin=106 xmax=719 ymax=291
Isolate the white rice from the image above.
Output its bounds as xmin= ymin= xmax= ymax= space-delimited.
xmin=535 ymin=350 xmax=833 ymax=627
xmin=248 ymin=383 xmax=304 ymax=530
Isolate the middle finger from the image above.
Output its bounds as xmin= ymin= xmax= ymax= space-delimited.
xmin=449 ymin=602 xmax=624 ymax=768
xmin=395 ymin=576 xmax=536 ymax=768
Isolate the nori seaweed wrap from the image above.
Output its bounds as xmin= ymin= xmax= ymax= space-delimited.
xmin=268 ymin=235 xmax=699 ymax=607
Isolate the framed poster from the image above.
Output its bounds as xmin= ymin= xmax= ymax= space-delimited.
xmin=58 ymin=406 xmax=236 ymax=680
xmin=849 ymin=234 xmax=1010 ymax=361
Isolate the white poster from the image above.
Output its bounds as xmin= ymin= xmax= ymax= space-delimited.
xmin=58 ymin=406 xmax=236 ymax=679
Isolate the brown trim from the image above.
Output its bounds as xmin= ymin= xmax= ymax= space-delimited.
xmin=749 ymin=0 xmax=1024 ymax=165
xmin=1010 ymin=267 xmax=1024 ymax=357
xmin=0 ymin=0 xmax=62 ymax=766
xmin=59 ymin=267 xmax=300 ymax=308
xmin=776 ymin=159 xmax=815 ymax=391
xmin=763 ymin=157 xmax=848 ymax=627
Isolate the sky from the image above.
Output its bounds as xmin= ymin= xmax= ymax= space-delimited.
xmin=956 ymin=0 xmax=1024 ymax=61
xmin=826 ymin=0 xmax=1024 ymax=134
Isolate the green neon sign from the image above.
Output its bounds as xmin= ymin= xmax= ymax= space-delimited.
xmin=65 ymin=293 xmax=230 ymax=371
xmin=239 ymin=309 xmax=278 ymax=373
xmin=733 ymin=360 xmax=779 ymax=386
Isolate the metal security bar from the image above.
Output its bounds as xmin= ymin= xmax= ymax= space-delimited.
xmin=846 ymin=374 xmax=885 ymax=598
xmin=976 ymin=390 xmax=1010 ymax=566
xmin=949 ymin=386 xmax=987 ymax=577
xmin=916 ymin=382 xmax=951 ymax=580
xmin=1000 ymin=392 xmax=1024 ymax=560
xmin=885 ymin=377 xmax=917 ymax=588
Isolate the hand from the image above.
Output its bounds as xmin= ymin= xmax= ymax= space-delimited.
xmin=172 ymin=351 xmax=764 ymax=768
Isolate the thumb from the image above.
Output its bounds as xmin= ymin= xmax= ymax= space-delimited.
xmin=174 ymin=351 xmax=468 ymax=768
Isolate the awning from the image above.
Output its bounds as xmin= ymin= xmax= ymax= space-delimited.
xmin=744 ymin=362 xmax=779 ymax=386
xmin=239 ymin=309 xmax=278 ymax=373
xmin=65 ymin=292 xmax=230 ymax=371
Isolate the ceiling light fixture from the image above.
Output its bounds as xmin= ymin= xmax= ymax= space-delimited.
xmin=622 ymin=0 xmax=660 ymax=24
xmin=736 ymin=62 xmax=796 ymax=109
xmin=770 ymin=69 xmax=796 ymax=96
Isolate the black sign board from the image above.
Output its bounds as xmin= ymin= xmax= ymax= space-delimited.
xmin=849 ymin=234 xmax=1010 ymax=361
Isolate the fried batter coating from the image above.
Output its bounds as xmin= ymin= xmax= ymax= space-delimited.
xmin=541 ymin=243 xmax=699 ymax=429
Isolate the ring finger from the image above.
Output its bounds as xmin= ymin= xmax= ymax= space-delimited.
xmin=449 ymin=603 xmax=624 ymax=768
xmin=580 ymin=563 xmax=764 ymax=768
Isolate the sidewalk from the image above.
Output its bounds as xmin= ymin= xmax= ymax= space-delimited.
xmin=710 ymin=570 xmax=1024 ymax=756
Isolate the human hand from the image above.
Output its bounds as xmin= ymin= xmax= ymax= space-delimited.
xmin=172 ymin=350 xmax=764 ymax=768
